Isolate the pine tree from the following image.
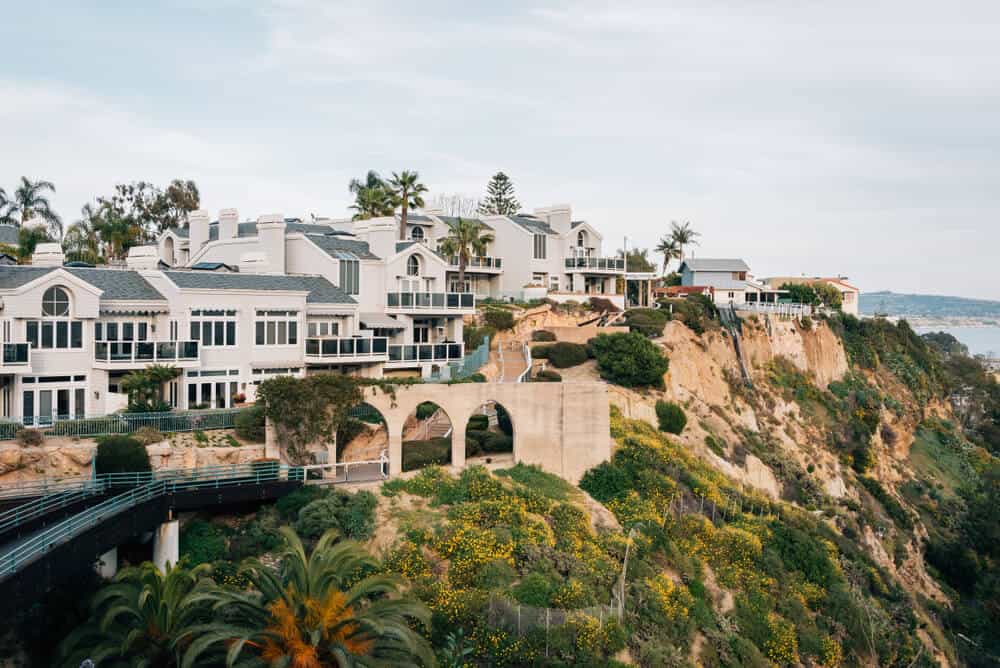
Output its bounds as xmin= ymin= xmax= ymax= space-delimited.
xmin=477 ymin=172 xmax=521 ymax=216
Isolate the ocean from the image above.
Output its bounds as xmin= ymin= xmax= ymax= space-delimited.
xmin=914 ymin=325 xmax=1000 ymax=357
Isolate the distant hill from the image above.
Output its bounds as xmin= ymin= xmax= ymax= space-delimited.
xmin=861 ymin=290 xmax=1000 ymax=318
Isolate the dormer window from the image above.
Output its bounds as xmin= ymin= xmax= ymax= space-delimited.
xmin=407 ymin=255 xmax=421 ymax=276
xmin=577 ymin=230 xmax=587 ymax=248
xmin=410 ymin=226 xmax=424 ymax=242
xmin=42 ymin=286 xmax=70 ymax=317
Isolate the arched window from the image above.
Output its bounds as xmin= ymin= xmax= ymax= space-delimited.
xmin=411 ymin=226 xmax=424 ymax=241
xmin=406 ymin=255 xmax=421 ymax=276
xmin=577 ymin=230 xmax=587 ymax=247
xmin=42 ymin=286 xmax=70 ymax=317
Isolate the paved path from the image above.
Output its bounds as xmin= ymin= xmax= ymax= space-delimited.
xmin=500 ymin=339 xmax=529 ymax=382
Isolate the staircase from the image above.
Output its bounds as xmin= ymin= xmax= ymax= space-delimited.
xmin=720 ymin=304 xmax=753 ymax=387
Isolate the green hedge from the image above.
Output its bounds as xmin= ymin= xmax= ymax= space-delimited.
xmin=532 ymin=369 xmax=562 ymax=382
xmin=94 ymin=435 xmax=151 ymax=475
xmin=591 ymin=332 xmax=669 ymax=387
xmin=655 ymin=400 xmax=687 ymax=434
xmin=545 ymin=342 xmax=590 ymax=368
xmin=532 ymin=330 xmax=556 ymax=342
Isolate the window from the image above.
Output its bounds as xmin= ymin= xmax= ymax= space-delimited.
xmin=189 ymin=309 xmax=237 ymax=347
xmin=410 ymin=226 xmax=424 ymax=241
xmin=339 ymin=259 xmax=360 ymax=295
xmin=95 ymin=320 xmax=150 ymax=342
xmin=307 ymin=319 xmax=340 ymax=338
xmin=577 ymin=230 xmax=586 ymax=247
xmin=533 ymin=234 xmax=547 ymax=259
xmin=255 ymin=310 xmax=299 ymax=346
xmin=42 ymin=286 xmax=70 ymax=317
xmin=406 ymin=255 xmax=420 ymax=276
xmin=26 ymin=320 xmax=83 ymax=350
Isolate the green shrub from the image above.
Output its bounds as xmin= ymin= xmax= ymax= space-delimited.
xmin=275 ymin=485 xmax=326 ymax=520
xmin=402 ymin=437 xmax=451 ymax=471
xmin=591 ymin=332 xmax=669 ymax=387
xmin=532 ymin=329 xmax=556 ymax=342
xmin=655 ymin=401 xmax=687 ymax=434
xmin=338 ymin=490 xmax=377 ymax=540
xmin=179 ymin=519 xmax=227 ymax=565
xmin=94 ymin=435 xmax=151 ymax=474
xmin=482 ymin=433 xmax=513 ymax=453
xmin=624 ymin=308 xmax=670 ymax=337
xmin=415 ymin=401 xmax=440 ymax=421
xmin=799 ymin=315 xmax=813 ymax=331
xmin=234 ymin=405 xmax=266 ymax=442
xmin=546 ymin=342 xmax=590 ymax=368
xmin=532 ymin=369 xmax=562 ymax=382
xmin=295 ymin=489 xmax=377 ymax=541
xmin=463 ymin=324 xmax=495 ymax=350
xmin=496 ymin=463 xmax=576 ymax=501
xmin=15 ymin=428 xmax=44 ymax=447
xmin=475 ymin=559 xmax=518 ymax=590
xmin=467 ymin=414 xmax=489 ymax=431
xmin=335 ymin=418 xmax=366 ymax=459
xmin=496 ymin=404 xmax=513 ymax=436
xmin=295 ymin=497 xmax=342 ymax=539
xmin=531 ymin=344 xmax=550 ymax=359
xmin=483 ymin=308 xmax=516 ymax=331
xmin=465 ymin=429 xmax=489 ymax=456
xmin=513 ymin=572 xmax=557 ymax=607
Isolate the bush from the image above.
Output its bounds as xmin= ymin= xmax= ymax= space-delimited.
xmin=234 ymin=405 xmax=266 ymax=442
xmin=624 ymin=308 xmax=670 ymax=338
xmin=483 ymin=308 xmax=516 ymax=331
xmin=94 ymin=435 xmax=151 ymax=474
xmin=295 ymin=489 xmax=377 ymax=541
xmin=546 ymin=342 xmax=590 ymax=369
xmin=799 ymin=315 xmax=813 ymax=331
xmin=513 ymin=572 xmax=557 ymax=607
xmin=179 ymin=519 xmax=227 ymax=565
xmin=15 ymin=428 xmax=44 ymax=447
xmin=482 ymin=433 xmax=513 ymax=453
xmin=415 ymin=401 xmax=439 ymax=421
xmin=132 ymin=426 xmax=165 ymax=446
xmin=467 ymin=414 xmax=489 ymax=431
xmin=532 ymin=329 xmax=556 ymax=342
xmin=591 ymin=332 xmax=669 ymax=387
xmin=276 ymin=485 xmax=326 ymax=520
xmin=655 ymin=401 xmax=687 ymax=434
xmin=295 ymin=497 xmax=342 ymax=539
xmin=532 ymin=369 xmax=562 ymax=382
xmin=463 ymin=324 xmax=495 ymax=350
xmin=531 ymin=344 xmax=550 ymax=359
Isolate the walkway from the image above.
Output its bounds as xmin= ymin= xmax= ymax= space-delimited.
xmin=499 ymin=338 xmax=530 ymax=382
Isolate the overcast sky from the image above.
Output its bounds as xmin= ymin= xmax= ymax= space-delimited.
xmin=2 ymin=1 xmax=998 ymax=298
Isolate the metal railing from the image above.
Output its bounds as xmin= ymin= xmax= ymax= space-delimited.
xmin=305 ymin=337 xmax=388 ymax=359
xmin=517 ymin=342 xmax=532 ymax=382
xmin=385 ymin=292 xmax=475 ymax=310
xmin=93 ymin=340 xmax=200 ymax=364
xmin=564 ymin=257 xmax=626 ymax=271
xmin=448 ymin=256 xmax=503 ymax=270
xmin=4 ymin=407 xmax=247 ymax=439
xmin=300 ymin=455 xmax=389 ymax=484
xmin=738 ymin=300 xmax=814 ymax=318
xmin=1 ymin=343 xmax=29 ymax=366
xmin=388 ymin=342 xmax=464 ymax=363
xmin=0 ymin=483 xmax=106 ymax=535
xmin=0 ymin=462 xmax=301 ymax=578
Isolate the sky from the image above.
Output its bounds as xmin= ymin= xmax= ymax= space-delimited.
xmin=2 ymin=1 xmax=999 ymax=298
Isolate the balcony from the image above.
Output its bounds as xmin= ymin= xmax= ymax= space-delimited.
xmin=447 ymin=256 xmax=503 ymax=273
xmin=94 ymin=341 xmax=200 ymax=369
xmin=305 ymin=337 xmax=389 ymax=363
xmin=386 ymin=342 xmax=464 ymax=366
xmin=564 ymin=257 xmax=626 ymax=273
xmin=385 ymin=292 xmax=475 ymax=313
xmin=0 ymin=343 xmax=31 ymax=374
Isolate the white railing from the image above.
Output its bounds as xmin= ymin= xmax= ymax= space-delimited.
xmin=738 ymin=301 xmax=813 ymax=318
xmin=517 ymin=342 xmax=532 ymax=382
xmin=305 ymin=337 xmax=388 ymax=359
xmin=448 ymin=256 xmax=503 ymax=270
xmin=299 ymin=454 xmax=389 ymax=484
xmin=94 ymin=340 xmax=200 ymax=364
xmin=564 ymin=257 xmax=626 ymax=271
xmin=388 ymin=342 xmax=464 ymax=364
xmin=385 ymin=292 xmax=475 ymax=310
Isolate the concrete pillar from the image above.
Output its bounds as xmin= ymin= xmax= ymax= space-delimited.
xmin=153 ymin=520 xmax=179 ymax=572
xmin=451 ymin=425 xmax=466 ymax=469
xmin=95 ymin=547 xmax=117 ymax=579
xmin=388 ymin=432 xmax=403 ymax=476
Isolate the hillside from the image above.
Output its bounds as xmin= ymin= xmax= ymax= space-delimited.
xmin=861 ymin=290 xmax=1000 ymax=319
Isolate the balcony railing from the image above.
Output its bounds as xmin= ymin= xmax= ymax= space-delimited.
xmin=448 ymin=256 xmax=503 ymax=270
xmin=305 ymin=337 xmax=388 ymax=360
xmin=1 ymin=343 xmax=29 ymax=366
xmin=564 ymin=257 xmax=626 ymax=271
xmin=388 ymin=342 xmax=464 ymax=363
xmin=94 ymin=341 xmax=200 ymax=365
xmin=386 ymin=292 xmax=475 ymax=310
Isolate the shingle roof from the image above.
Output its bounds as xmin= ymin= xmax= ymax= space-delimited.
xmin=163 ymin=271 xmax=355 ymax=304
xmin=0 ymin=225 xmax=19 ymax=246
xmin=680 ymin=258 xmax=751 ymax=273
xmin=509 ymin=215 xmax=556 ymax=235
xmin=402 ymin=214 xmax=435 ymax=224
xmin=435 ymin=216 xmax=493 ymax=231
xmin=395 ymin=241 xmax=417 ymax=253
xmin=305 ymin=234 xmax=380 ymax=260
xmin=0 ymin=266 xmax=166 ymax=301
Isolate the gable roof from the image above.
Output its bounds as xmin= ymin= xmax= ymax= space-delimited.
xmin=509 ymin=215 xmax=556 ymax=235
xmin=163 ymin=271 xmax=355 ymax=304
xmin=0 ymin=266 xmax=166 ymax=301
xmin=435 ymin=215 xmax=493 ymax=231
xmin=679 ymin=258 xmax=751 ymax=273
xmin=305 ymin=234 xmax=380 ymax=261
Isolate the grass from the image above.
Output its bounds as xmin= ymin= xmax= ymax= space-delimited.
xmin=402 ymin=437 xmax=451 ymax=472
xmin=494 ymin=462 xmax=578 ymax=501
xmin=907 ymin=423 xmax=976 ymax=498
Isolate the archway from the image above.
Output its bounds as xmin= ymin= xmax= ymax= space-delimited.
xmin=401 ymin=401 xmax=454 ymax=471
xmin=464 ymin=400 xmax=514 ymax=463
xmin=337 ymin=402 xmax=389 ymax=464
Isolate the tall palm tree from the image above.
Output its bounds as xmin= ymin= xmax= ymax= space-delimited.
xmin=91 ymin=204 xmax=142 ymax=261
xmin=387 ymin=171 xmax=428 ymax=240
xmin=11 ymin=177 xmax=62 ymax=238
xmin=0 ymin=187 xmax=15 ymax=226
xmin=669 ymin=220 xmax=700 ymax=265
xmin=57 ymin=562 xmax=218 ymax=667
xmin=63 ymin=204 xmax=103 ymax=263
xmin=186 ymin=528 xmax=433 ymax=668
xmin=654 ymin=236 xmax=680 ymax=275
xmin=348 ymin=171 xmax=395 ymax=222
xmin=437 ymin=217 xmax=494 ymax=287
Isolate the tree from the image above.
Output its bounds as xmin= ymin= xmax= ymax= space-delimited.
xmin=16 ymin=225 xmax=54 ymax=262
xmin=669 ymin=220 xmax=700 ymax=264
xmin=187 ymin=528 xmax=434 ymax=667
xmin=619 ymin=247 xmax=656 ymax=273
xmin=120 ymin=364 xmax=181 ymax=412
xmin=9 ymin=177 xmax=62 ymax=238
xmin=62 ymin=203 xmax=103 ymax=263
xmin=590 ymin=332 xmax=669 ymax=387
xmin=162 ymin=179 xmax=200 ymax=229
xmin=387 ymin=170 xmax=428 ymax=240
xmin=57 ymin=562 xmax=218 ymax=667
xmin=437 ymin=217 xmax=494 ymax=285
xmin=780 ymin=282 xmax=820 ymax=307
xmin=477 ymin=172 xmax=520 ymax=216
xmin=349 ymin=170 xmax=395 ymax=221
xmin=0 ymin=187 xmax=14 ymax=225
xmin=654 ymin=235 xmax=680 ymax=275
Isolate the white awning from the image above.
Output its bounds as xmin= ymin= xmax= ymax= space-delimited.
xmin=360 ymin=312 xmax=405 ymax=330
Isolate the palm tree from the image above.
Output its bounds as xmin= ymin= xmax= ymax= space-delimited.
xmin=654 ymin=236 xmax=680 ymax=275
xmin=0 ymin=187 xmax=15 ymax=226
xmin=387 ymin=171 xmax=428 ymax=240
xmin=669 ymin=220 xmax=700 ymax=265
xmin=17 ymin=225 xmax=54 ymax=263
xmin=186 ymin=528 xmax=433 ymax=668
xmin=57 ymin=561 xmax=218 ymax=667
xmin=63 ymin=204 xmax=103 ymax=263
xmin=11 ymin=177 xmax=62 ymax=238
xmin=92 ymin=204 xmax=142 ymax=261
xmin=350 ymin=186 xmax=395 ymax=222
xmin=437 ymin=217 xmax=494 ymax=287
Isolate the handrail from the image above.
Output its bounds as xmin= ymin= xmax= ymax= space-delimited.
xmin=305 ymin=336 xmax=389 ymax=359
xmin=93 ymin=340 xmax=200 ymax=364
xmin=0 ymin=482 xmax=107 ymax=535
xmin=0 ymin=462 xmax=299 ymax=578
xmin=385 ymin=292 xmax=475 ymax=310
xmin=516 ymin=342 xmax=532 ymax=383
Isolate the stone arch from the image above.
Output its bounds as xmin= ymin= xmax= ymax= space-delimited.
xmin=400 ymin=400 xmax=454 ymax=471
xmin=337 ymin=402 xmax=389 ymax=464
xmin=464 ymin=399 xmax=515 ymax=463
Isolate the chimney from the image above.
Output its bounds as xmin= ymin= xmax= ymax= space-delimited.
xmin=218 ymin=208 xmax=239 ymax=240
xmin=125 ymin=245 xmax=160 ymax=270
xmin=256 ymin=214 xmax=286 ymax=274
xmin=187 ymin=209 xmax=211 ymax=258
xmin=535 ymin=204 xmax=571 ymax=235
xmin=32 ymin=242 xmax=65 ymax=267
